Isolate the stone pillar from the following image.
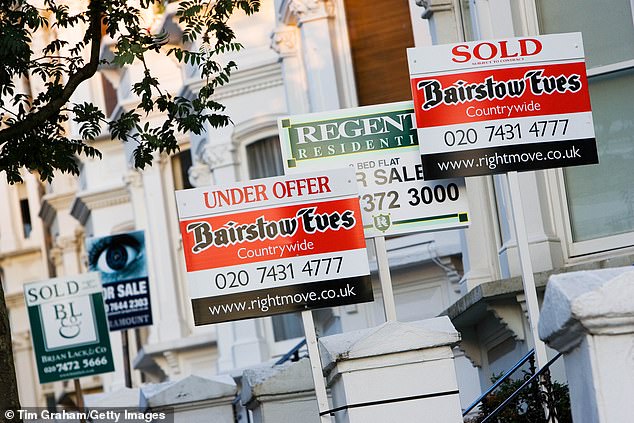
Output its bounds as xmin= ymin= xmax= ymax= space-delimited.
xmin=415 ymin=0 xmax=463 ymax=44
xmin=459 ymin=177 xmax=502 ymax=291
xmin=271 ymin=25 xmax=310 ymax=114
xmin=319 ymin=317 xmax=463 ymax=423
xmin=85 ymin=387 xmax=141 ymax=409
xmin=279 ymin=0 xmax=340 ymax=112
xmin=242 ymin=359 xmax=321 ymax=423
xmin=539 ymin=267 xmax=634 ymax=423
xmin=141 ymin=375 xmax=237 ymax=423
xmin=141 ymin=157 xmax=186 ymax=343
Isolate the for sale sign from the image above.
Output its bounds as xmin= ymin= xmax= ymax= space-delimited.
xmin=24 ymin=273 xmax=115 ymax=383
xmin=86 ymin=230 xmax=153 ymax=331
xmin=175 ymin=168 xmax=373 ymax=325
xmin=278 ymin=102 xmax=469 ymax=237
xmin=407 ymin=32 xmax=598 ymax=179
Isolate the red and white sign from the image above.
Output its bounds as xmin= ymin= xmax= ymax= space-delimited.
xmin=407 ymin=33 xmax=598 ymax=179
xmin=175 ymin=168 xmax=373 ymax=325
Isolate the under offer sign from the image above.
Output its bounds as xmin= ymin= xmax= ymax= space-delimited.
xmin=407 ymin=32 xmax=598 ymax=179
xmin=175 ymin=168 xmax=373 ymax=325
xmin=278 ymin=102 xmax=470 ymax=237
xmin=24 ymin=273 xmax=115 ymax=383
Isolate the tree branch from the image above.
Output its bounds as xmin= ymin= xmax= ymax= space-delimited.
xmin=0 ymin=0 xmax=103 ymax=143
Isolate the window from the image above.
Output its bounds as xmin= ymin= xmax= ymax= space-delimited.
xmin=246 ymin=136 xmax=304 ymax=342
xmin=537 ymin=0 xmax=634 ymax=250
xmin=172 ymin=148 xmax=193 ymax=190
xmin=17 ymin=183 xmax=32 ymax=238
xmin=246 ymin=136 xmax=284 ymax=180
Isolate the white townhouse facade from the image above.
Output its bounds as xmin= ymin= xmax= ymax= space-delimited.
xmin=1 ymin=0 xmax=633 ymax=413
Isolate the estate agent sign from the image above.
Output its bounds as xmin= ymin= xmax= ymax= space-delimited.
xmin=407 ymin=32 xmax=598 ymax=179
xmin=278 ymin=102 xmax=469 ymax=237
xmin=86 ymin=230 xmax=153 ymax=331
xmin=175 ymin=168 xmax=373 ymax=325
xmin=25 ymin=273 xmax=115 ymax=383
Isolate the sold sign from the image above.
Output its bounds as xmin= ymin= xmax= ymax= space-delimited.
xmin=407 ymin=32 xmax=598 ymax=179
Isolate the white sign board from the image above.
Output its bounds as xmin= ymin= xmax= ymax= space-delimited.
xmin=407 ymin=33 xmax=598 ymax=179
xmin=175 ymin=168 xmax=373 ymax=325
xmin=278 ymin=102 xmax=470 ymax=236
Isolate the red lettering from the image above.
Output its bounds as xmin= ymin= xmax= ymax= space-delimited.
xmin=451 ymin=44 xmax=471 ymax=63
xmin=519 ymin=38 xmax=542 ymax=57
xmin=451 ymin=38 xmax=543 ymax=63
xmin=203 ymin=184 xmax=269 ymax=208
xmin=498 ymin=40 xmax=519 ymax=58
xmin=473 ymin=42 xmax=497 ymax=61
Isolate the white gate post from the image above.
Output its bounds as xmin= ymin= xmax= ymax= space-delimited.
xmin=319 ymin=317 xmax=463 ymax=423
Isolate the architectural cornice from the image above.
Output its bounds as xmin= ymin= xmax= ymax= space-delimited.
xmin=70 ymin=185 xmax=130 ymax=226
xmin=278 ymin=0 xmax=332 ymax=26
xmin=201 ymin=143 xmax=234 ymax=170
xmin=39 ymin=191 xmax=76 ymax=226
xmin=271 ymin=25 xmax=299 ymax=57
xmin=0 ymin=245 xmax=41 ymax=260
xmin=181 ymin=59 xmax=283 ymax=102
xmin=188 ymin=162 xmax=212 ymax=188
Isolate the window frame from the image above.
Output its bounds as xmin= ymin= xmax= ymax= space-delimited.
xmin=460 ymin=0 xmax=634 ymax=259
xmin=533 ymin=3 xmax=634 ymax=258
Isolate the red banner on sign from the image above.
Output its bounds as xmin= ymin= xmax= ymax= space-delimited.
xmin=180 ymin=198 xmax=366 ymax=272
xmin=410 ymin=62 xmax=591 ymax=128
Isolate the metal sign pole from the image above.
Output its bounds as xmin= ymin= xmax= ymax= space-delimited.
xmin=506 ymin=171 xmax=549 ymax=368
xmin=121 ymin=329 xmax=132 ymax=388
xmin=301 ymin=310 xmax=332 ymax=423
xmin=373 ymin=236 xmax=398 ymax=322
xmin=73 ymin=378 xmax=86 ymax=423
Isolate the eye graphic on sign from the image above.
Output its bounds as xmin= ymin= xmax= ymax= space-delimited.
xmin=87 ymin=232 xmax=146 ymax=283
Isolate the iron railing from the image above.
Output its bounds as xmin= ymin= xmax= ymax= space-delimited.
xmin=274 ymin=338 xmax=307 ymax=366
xmin=463 ymin=348 xmax=536 ymax=416
xmin=464 ymin=350 xmax=569 ymax=423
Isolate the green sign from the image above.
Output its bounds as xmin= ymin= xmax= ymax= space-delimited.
xmin=281 ymin=104 xmax=417 ymax=166
xmin=279 ymin=101 xmax=470 ymax=237
xmin=24 ymin=273 xmax=114 ymax=383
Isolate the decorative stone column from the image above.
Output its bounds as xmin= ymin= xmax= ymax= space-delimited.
xmin=319 ymin=317 xmax=463 ymax=422
xmin=278 ymin=0 xmax=340 ymax=112
xmin=271 ymin=24 xmax=310 ymax=114
xmin=141 ymin=156 xmax=186 ymax=343
xmin=539 ymin=267 xmax=634 ymax=423
xmin=201 ymin=139 xmax=237 ymax=185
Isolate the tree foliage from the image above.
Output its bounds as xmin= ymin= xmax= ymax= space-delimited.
xmin=0 ymin=0 xmax=260 ymax=183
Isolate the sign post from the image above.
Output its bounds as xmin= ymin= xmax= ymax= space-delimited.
xmin=86 ymin=230 xmax=153 ymax=387
xmin=24 ymin=273 xmax=115 ymax=384
xmin=302 ymin=310 xmax=332 ymax=423
xmin=176 ymin=168 xmax=373 ymax=418
xmin=407 ymin=32 xmax=598 ymax=368
xmin=277 ymin=102 xmax=471 ymax=322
